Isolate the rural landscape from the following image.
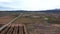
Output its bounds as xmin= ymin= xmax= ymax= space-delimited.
xmin=0 ymin=9 xmax=60 ymax=34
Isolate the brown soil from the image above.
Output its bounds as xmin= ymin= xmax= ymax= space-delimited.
xmin=0 ymin=16 xmax=15 ymax=24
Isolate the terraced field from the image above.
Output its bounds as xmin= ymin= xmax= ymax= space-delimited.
xmin=0 ymin=24 xmax=25 ymax=34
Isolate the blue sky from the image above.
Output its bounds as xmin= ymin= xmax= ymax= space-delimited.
xmin=0 ymin=0 xmax=60 ymax=11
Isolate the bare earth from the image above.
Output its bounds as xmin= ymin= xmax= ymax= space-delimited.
xmin=0 ymin=16 xmax=60 ymax=34
xmin=26 ymin=23 xmax=60 ymax=34
xmin=0 ymin=16 xmax=15 ymax=24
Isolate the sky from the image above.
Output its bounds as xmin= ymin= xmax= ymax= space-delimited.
xmin=0 ymin=0 xmax=60 ymax=11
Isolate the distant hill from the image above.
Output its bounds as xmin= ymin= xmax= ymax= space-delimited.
xmin=0 ymin=9 xmax=60 ymax=13
xmin=0 ymin=9 xmax=60 ymax=16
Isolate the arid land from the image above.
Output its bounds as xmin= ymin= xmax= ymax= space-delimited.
xmin=0 ymin=11 xmax=60 ymax=34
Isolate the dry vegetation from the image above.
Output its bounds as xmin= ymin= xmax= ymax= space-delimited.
xmin=14 ymin=14 xmax=60 ymax=34
xmin=0 ymin=12 xmax=60 ymax=34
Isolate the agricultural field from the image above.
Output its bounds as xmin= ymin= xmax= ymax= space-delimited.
xmin=0 ymin=11 xmax=60 ymax=34
xmin=14 ymin=13 xmax=60 ymax=34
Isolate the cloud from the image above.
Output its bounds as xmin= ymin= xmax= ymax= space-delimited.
xmin=0 ymin=0 xmax=13 ymax=2
xmin=0 ymin=0 xmax=60 ymax=11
